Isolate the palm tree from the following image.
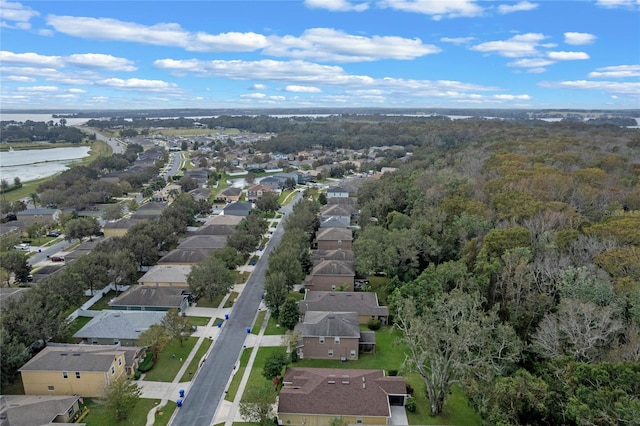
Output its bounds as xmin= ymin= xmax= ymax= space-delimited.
xmin=30 ymin=192 xmax=40 ymax=208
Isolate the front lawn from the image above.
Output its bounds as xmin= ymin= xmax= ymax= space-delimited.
xmin=225 ymin=348 xmax=251 ymax=401
xmin=180 ymin=338 xmax=213 ymax=382
xmin=224 ymin=291 xmax=239 ymax=308
xmin=142 ymin=337 xmax=198 ymax=382
xmin=194 ymin=293 xmax=225 ymax=308
xmin=82 ymin=397 xmax=164 ymax=426
xmin=240 ymin=347 xmax=287 ymax=402
xmin=251 ymin=311 xmax=266 ymax=334
xmin=187 ymin=316 xmax=211 ymax=326
xmin=263 ymin=313 xmax=287 ymax=335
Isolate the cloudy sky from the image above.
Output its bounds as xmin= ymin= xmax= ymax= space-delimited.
xmin=1 ymin=0 xmax=639 ymax=110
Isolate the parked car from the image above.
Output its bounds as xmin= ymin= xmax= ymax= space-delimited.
xmin=50 ymin=256 xmax=65 ymax=262
xmin=15 ymin=243 xmax=30 ymax=250
xmin=46 ymin=230 xmax=61 ymax=237
xmin=94 ymin=231 xmax=105 ymax=237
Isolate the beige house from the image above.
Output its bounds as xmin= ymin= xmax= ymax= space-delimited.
xmin=216 ymin=186 xmax=242 ymax=202
xmin=304 ymin=260 xmax=355 ymax=292
xmin=19 ymin=345 xmax=144 ymax=397
xmin=294 ymin=311 xmax=362 ymax=360
xmin=277 ymin=367 xmax=408 ymax=426
xmin=315 ymin=227 xmax=353 ymax=250
xmin=138 ymin=264 xmax=191 ymax=286
xmin=300 ymin=291 xmax=389 ymax=325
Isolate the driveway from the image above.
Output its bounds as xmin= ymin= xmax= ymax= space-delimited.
xmin=390 ymin=405 xmax=409 ymax=425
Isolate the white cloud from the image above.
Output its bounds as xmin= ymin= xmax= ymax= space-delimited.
xmin=440 ymin=36 xmax=475 ymax=45
xmin=266 ymin=28 xmax=440 ymax=62
xmin=66 ymin=54 xmax=137 ymax=71
xmin=471 ymin=33 xmax=546 ymax=57
xmin=378 ymin=0 xmax=485 ymax=19
xmin=0 ymin=1 xmax=38 ymax=27
xmin=508 ymin=58 xmax=554 ymax=68
xmin=493 ymin=94 xmax=531 ymax=100
xmin=497 ymin=1 xmax=538 ymax=14
xmin=588 ymin=64 xmax=640 ymax=78
xmin=304 ymin=0 xmax=369 ymax=12
xmin=285 ymin=85 xmax=322 ymax=93
xmin=192 ymin=31 xmax=269 ymax=52
xmin=96 ymin=78 xmax=178 ymax=91
xmin=250 ymin=84 xmax=266 ymax=90
xmin=68 ymin=88 xmax=86 ymax=93
xmin=241 ymin=93 xmax=267 ymax=99
xmin=2 ymin=75 xmax=35 ymax=82
xmin=547 ymin=51 xmax=589 ymax=60
xmin=540 ymin=79 xmax=640 ymax=96
xmin=564 ymin=32 xmax=596 ymax=45
xmin=595 ymin=0 xmax=640 ymax=9
xmin=17 ymin=85 xmax=59 ymax=92
xmin=0 ymin=51 xmax=62 ymax=67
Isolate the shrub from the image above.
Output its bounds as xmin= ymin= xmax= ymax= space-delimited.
xmin=137 ymin=352 xmax=155 ymax=373
xmin=405 ymin=396 xmax=417 ymax=413
xmin=298 ymin=287 xmax=306 ymax=294
xmin=133 ymin=370 xmax=142 ymax=380
xmin=367 ymin=318 xmax=382 ymax=330
xmin=406 ymin=383 xmax=414 ymax=395
xmin=388 ymin=369 xmax=398 ymax=376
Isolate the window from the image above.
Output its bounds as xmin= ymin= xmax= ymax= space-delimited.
xmin=334 ymin=337 xmax=340 ymax=344
xmin=319 ymin=336 xmax=325 ymax=344
xmin=357 ymin=418 xmax=363 ymax=424
xmin=328 ymin=349 xmax=334 ymax=357
xmin=75 ymin=372 xmax=81 ymax=379
xmin=350 ymin=349 xmax=356 ymax=358
xmin=62 ymin=371 xmax=68 ymax=379
xmin=118 ymin=357 xmax=122 ymax=366
xmin=111 ymin=366 xmax=115 ymax=375
xmin=47 ymin=386 xmax=55 ymax=391
xmin=331 ymin=285 xmax=336 ymax=290
xmin=67 ymin=406 xmax=74 ymax=416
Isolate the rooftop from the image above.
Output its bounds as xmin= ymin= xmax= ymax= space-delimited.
xmin=73 ymin=311 xmax=166 ymax=340
xmin=138 ymin=264 xmax=191 ymax=284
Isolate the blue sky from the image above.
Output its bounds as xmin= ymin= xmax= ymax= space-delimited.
xmin=1 ymin=0 xmax=639 ymax=110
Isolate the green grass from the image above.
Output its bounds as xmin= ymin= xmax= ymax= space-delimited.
xmin=240 ymin=347 xmax=287 ymax=402
xmin=277 ymin=190 xmax=294 ymax=204
xmin=142 ymin=337 xmax=198 ymax=382
xmin=225 ymin=348 xmax=251 ymax=401
xmin=405 ymin=383 xmax=481 ymax=425
xmin=88 ymin=290 xmax=117 ymax=310
xmin=263 ymin=313 xmax=288 ymax=335
xmin=231 ymin=270 xmax=250 ymax=284
xmin=287 ymin=291 xmax=305 ymax=302
xmin=224 ymin=291 xmax=239 ymax=308
xmin=68 ymin=315 xmax=93 ymax=335
xmin=153 ymin=401 xmax=177 ymax=426
xmin=194 ymin=293 xmax=225 ymax=308
xmin=180 ymin=338 xmax=213 ymax=382
xmin=251 ymin=311 xmax=267 ymax=334
xmin=82 ymin=397 xmax=162 ymax=426
xmin=186 ymin=316 xmax=211 ymax=326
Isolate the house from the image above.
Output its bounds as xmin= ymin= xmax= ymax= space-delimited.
xmin=73 ymin=311 xmax=166 ymax=346
xmin=326 ymin=186 xmax=349 ymax=198
xmin=15 ymin=208 xmax=57 ymax=227
xmin=203 ymin=214 xmax=244 ymax=227
xmin=305 ymin=260 xmax=355 ymax=292
xmin=103 ymin=217 xmax=144 ymax=237
xmin=109 ymin=285 xmax=190 ymax=314
xmin=259 ymin=176 xmax=280 ymax=190
xmin=216 ymin=187 xmax=242 ymax=202
xmin=299 ymin=291 xmax=389 ymax=325
xmin=327 ymin=196 xmax=359 ymax=207
xmin=177 ymin=235 xmax=228 ymax=251
xmin=63 ymin=239 xmax=104 ymax=263
xmin=131 ymin=201 xmax=167 ymax=219
xmin=311 ymin=249 xmax=355 ymax=265
xmin=193 ymin=223 xmax=237 ymax=236
xmin=138 ymin=265 xmax=191 ymax=286
xmin=157 ymin=248 xmax=211 ymax=265
xmin=319 ymin=216 xmax=349 ymax=229
xmin=320 ymin=204 xmax=354 ymax=224
xmin=189 ymin=187 xmax=212 ymax=202
xmin=222 ymin=201 xmax=252 ymax=217
xmin=277 ymin=368 xmax=408 ymax=425
xmin=294 ymin=311 xmax=361 ymax=360
xmin=246 ymin=184 xmax=273 ymax=201
xmin=273 ymin=172 xmax=299 ymax=188
xmin=18 ymin=344 xmax=144 ymax=397
xmin=315 ymin=227 xmax=353 ymax=250
xmin=1 ymin=395 xmax=85 ymax=426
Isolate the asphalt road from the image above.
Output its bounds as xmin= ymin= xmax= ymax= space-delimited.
xmin=76 ymin=126 xmax=124 ymax=154
xmin=27 ymin=239 xmax=72 ymax=266
xmin=164 ymin=152 xmax=183 ymax=179
xmin=171 ymin=192 xmax=302 ymax=426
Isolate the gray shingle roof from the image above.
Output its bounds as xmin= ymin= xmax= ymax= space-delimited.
xmin=177 ymin=235 xmax=227 ymax=250
xmin=3 ymin=395 xmax=81 ymax=426
xmin=299 ymin=291 xmax=388 ymax=318
xmin=204 ymin=215 xmax=244 ymax=226
xmin=311 ymin=249 xmax=355 ymax=264
xmin=193 ymin=224 xmax=237 ymax=236
xmin=295 ymin=311 xmax=360 ymax=338
xmin=320 ymin=204 xmax=352 ymax=217
xmin=315 ymin=227 xmax=352 ymax=241
xmin=158 ymin=248 xmax=212 ymax=264
xmin=138 ymin=265 xmax=191 ymax=284
xmin=73 ymin=311 xmax=166 ymax=340
xmin=109 ymin=285 xmax=189 ymax=308
xmin=19 ymin=346 xmax=124 ymax=372
xmin=310 ymin=260 xmax=355 ymax=276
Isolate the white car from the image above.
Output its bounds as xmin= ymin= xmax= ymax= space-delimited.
xmin=15 ymin=243 xmax=30 ymax=250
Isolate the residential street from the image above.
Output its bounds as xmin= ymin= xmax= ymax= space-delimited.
xmin=170 ymin=192 xmax=302 ymax=426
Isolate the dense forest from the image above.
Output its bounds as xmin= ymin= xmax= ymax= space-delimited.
xmin=0 ymin=120 xmax=87 ymax=144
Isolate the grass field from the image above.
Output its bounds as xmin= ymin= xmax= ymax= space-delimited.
xmin=82 ymin=397 xmax=170 ymax=426
xmin=263 ymin=313 xmax=288 ymax=335
xmin=194 ymin=293 xmax=225 ymax=308
xmin=87 ymin=290 xmax=117 ymax=310
xmin=251 ymin=311 xmax=266 ymax=335
xmin=224 ymin=348 xmax=251 ymax=401
xmin=186 ymin=316 xmax=211 ymax=326
xmin=142 ymin=337 xmax=198 ymax=382
xmin=240 ymin=347 xmax=287 ymax=402
xmin=180 ymin=337 xmax=213 ymax=382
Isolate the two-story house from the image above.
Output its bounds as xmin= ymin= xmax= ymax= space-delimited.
xmin=294 ymin=311 xmax=362 ymax=360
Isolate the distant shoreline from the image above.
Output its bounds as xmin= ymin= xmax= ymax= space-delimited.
xmin=0 ymin=142 xmax=88 ymax=152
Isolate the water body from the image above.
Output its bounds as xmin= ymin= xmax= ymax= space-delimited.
xmin=1 ymin=146 xmax=91 ymax=183
xmin=0 ymin=113 xmax=89 ymax=126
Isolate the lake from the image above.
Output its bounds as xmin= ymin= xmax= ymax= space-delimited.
xmin=1 ymin=146 xmax=91 ymax=183
xmin=0 ymin=113 xmax=90 ymax=126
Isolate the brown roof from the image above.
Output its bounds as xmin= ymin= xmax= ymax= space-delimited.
xmin=278 ymin=367 xmax=406 ymax=417
xmin=158 ymin=248 xmax=212 ymax=264
xmin=177 ymin=235 xmax=228 ymax=250
xmin=299 ymin=291 xmax=388 ymax=318
xmin=311 ymin=249 xmax=355 ymax=264
xmin=295 ymin=311 xmax=360 ymax=338
xmin=320 ymin=204 xmax=353 ymax=217
xmin=193 ymin=224 xmax=237 ymax=236
xmin=315 ymin=227 xmax=352 ymax=241
xmin=310 ymin=260 xmax=355 ymax=277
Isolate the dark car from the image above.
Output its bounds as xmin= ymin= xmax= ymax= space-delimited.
xmin=50 ymin=256 xmax=65 ymax=262
xmin=46 ymin=230 xmax=61 ymax=237
xmin=94 ymin=231 xmax=105 ymax=237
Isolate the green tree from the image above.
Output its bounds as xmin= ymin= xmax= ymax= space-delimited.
xmin=161 ymin=309 xmax=191 ymax=347
xmin=238 ymin=380 xmax=278 ymax=426
xmin=64 ymin=217 xmax=100 ymax=242
xmin=395 ymin=289 xmax=522 ymax=415
xmin=212 ymin=247 xmax=244 ymax=270
xmin=263 ymin=272 xmax=288 ymax=319
xmin=187 ymin=256 xmax=233 ymax=301
xmin=0 ymin=251 xmax=30 ymax=285
xmin=279 ymin=298 xmax=300 ymax=330
xmin=0 ymin=330 xmax=29 ymax=392
xmin=138 ymin=325 xmax=170 ymax=359
xmin=13 ymin=177 xmax=22 ymax=189
xmin=103 ymin=203 xmax=124 ymax=221
xmin=102 ymin=377 xmax=142 ymax=421
xmin=255 ymin=191 xmax=280 ymax=212
xmin=29 ymin=192 xmax=40 ymax=208
xmin=262 ymin=351 xmax=289 ymax=380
